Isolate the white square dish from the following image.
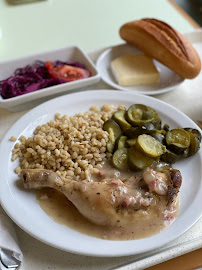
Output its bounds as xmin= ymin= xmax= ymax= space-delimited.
xmin=0 ymin=46 xmax=100 ymax=110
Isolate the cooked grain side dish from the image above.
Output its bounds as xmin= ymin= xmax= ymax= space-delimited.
xmin=11 ymin=104 xmax=201 ymax=241
xmin=12 ymin=104 xmax=121 ymax=180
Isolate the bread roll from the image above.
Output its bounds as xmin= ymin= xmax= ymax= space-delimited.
xmin=119 ymin=19 xmax=201 ymax=79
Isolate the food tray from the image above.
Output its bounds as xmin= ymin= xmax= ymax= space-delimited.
xmin=0 ymin=29 xmax=201 ymax=270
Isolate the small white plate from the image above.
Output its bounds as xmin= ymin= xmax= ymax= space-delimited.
xmin=96 ymin=44 xmax=185 ymax=95
xmin=0 ymin=46 xmax=100 ymax=110
xmin=0 ymin=90 xmax=201 ymax=257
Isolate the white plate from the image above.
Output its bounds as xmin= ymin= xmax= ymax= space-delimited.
xmin=0 ymin=90 xmax=201 ymax=257
xmin=96 ymin=44 xmax=185 ymax=95
xmin=0 ymin=46 xmax=100 ymax=110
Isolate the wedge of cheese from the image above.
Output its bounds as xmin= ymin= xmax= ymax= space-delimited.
xmin=111 ymin=54 xmax=159 ymax=86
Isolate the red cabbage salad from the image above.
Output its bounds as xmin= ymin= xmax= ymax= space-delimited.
xmin=0 ymin=60 xmax=91 ymax=99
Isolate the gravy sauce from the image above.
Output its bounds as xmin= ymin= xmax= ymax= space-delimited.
xmin=36 ymin=187 xmax=179 ymax=241
xmin=36 ymin=161 xmax=180 ymax=240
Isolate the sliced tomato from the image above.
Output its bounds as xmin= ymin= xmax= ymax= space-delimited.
xmin=45 ymin=61 xmax=91 ymax=82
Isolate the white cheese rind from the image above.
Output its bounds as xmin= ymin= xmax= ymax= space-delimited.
xmin=111 ymin=54 xmax=160 ymax=86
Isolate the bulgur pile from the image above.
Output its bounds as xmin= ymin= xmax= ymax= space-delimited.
xmin=12 ymin=104 xmax=124 ymax=181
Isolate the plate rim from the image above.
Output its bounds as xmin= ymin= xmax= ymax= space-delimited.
xmin=0 ymin=89 xmax=201 ymax=257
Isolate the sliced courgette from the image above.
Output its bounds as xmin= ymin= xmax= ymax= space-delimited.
xmin=123 ymin=123 xmax=156 ymax=139
xmin=166 ymin=128 xmax=190 ymax=155
xmin=123 ymin=127 xmax=141 ymax=139
xmin=128 ymin=148 xmax=155 ymax=171
xmin=115 ymin=135 xmax=128 ymax=150
xmin=136 ymin=134 xmax=165 ymax=158
xmin=126 ymin=104 xmax=155 ymax=126
xmin=160 ymin=149 xmax=180 ymax=163
xmin=163 ymin=124 xmax=170 ymax=131
xmin=106 ymin=128 xmax=116 ymax=153
xmin=103 ymin=119 xmax=122 ymax=153
xmin=141 ymin=123 xmax=157 ymax=133
xmin=112 ymin=110 xmax=131 ymax=130
xmin=151 ymin=130 xmax=166 ymax=143
xmin=112 ymin=148 xmax=129 ymax=171
xmin=184 ymin=128 xmax=201 ymax=142
xmin=186 ymin=131 xmax=201 ymax=156
xmin=152 ymin=116 xmax=162 ymax=130
xmin=126 ymin=104 xmax=162 ymax=129
xmin=126 ymin=138 xmax=137 ymax=147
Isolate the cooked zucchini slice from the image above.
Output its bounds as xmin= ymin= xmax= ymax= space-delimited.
xmin=112 ymin=148 xmax=129 ymax=171
xmin=182 ymin=148 xmax=190 ymax=158
xmin=112 ymin=110 xmax=131 ymax=130
xmin=123 ymin=123 xmax=156 ymax=139
xmin=186 ymin=131 xmax=201 ymax=156
xmin=151 ymin=130 xmax=166 ymax=143
xmin=166 ymin=128 xmax=190 ymax=154
xmin=103 ymin=119 xmax=122 ymax=153
xmin=152 ymin=116 xmax=162 ymax=130
xmin=136 ymin=134 xmax=165 ymax=158
xmin=126 ymin=138 xmax=137 ymax=147
xmin=103 ymin=119 xmax=122 ymax=137
xmin=163 ymin=124 xmax=170 ymax=131
xmin=184 ymin=128 xmax=201 ymax=142
xmin=123 ymin=127 xmax=141 ymax=139
xmin=128 ymin=148 xmax=155 ymax=171
xmin=116 ymin=136 xmax=128 ymax=149
xmin=141 ymin=123 xmax=157 ymax=133
xmin=126 ymin=104 xmax=162 ymax=129
xmin=160 ymin=149 xmax=180 ymax=163
xmin=126 ymin=104 xmax=152 ymax=126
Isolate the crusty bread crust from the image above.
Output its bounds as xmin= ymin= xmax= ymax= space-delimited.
xmin=120 ymin=19 xmax=201 ymax=79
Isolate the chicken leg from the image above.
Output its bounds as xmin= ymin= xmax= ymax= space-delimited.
xmin=21 ymin=169 xmax=145 ymax=226
xmin=21 ymin=167 xmax=181 ymax=226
